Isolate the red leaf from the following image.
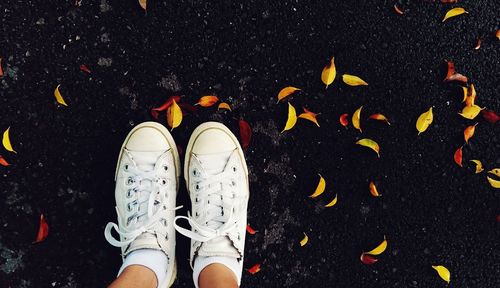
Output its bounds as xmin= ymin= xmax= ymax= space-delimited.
xmin=33 ymin=214 xmax=49 ymax=244
xmin=482 ymin=110 xmax=499 ymax=124
xmin=239 ymin=119 xmax=252 ymax=150
xmin=0 ymin=155 xmax=9 ymax=166
xmin=0 ymin=58 xmax=3 ymax=77
xmin=151 ymin=96 xmax=182 ymax=119
xmin=246 ymin=263 xmax=261 ymax=275
xmin=246 ymin=224 xmax=257 ymax=235
xmin=454 ymin=147 xmax=463 ymax=167
xmin=443 ymin=60 xmax=468 ymax=83
xmin=496 ymin=214 xmax=500 ymax=223
xmin=339 ymin=113 xmax=349 ymax=128
xmin=79 ymin=64 xmax=91 ymax=73
xmin=360 ymin=253 xmax=378 ymax=265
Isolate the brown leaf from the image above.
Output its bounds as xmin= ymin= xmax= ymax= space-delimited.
xmin=481 ymin=110 xmax=499 ymax=124
xmin=443 ymin=60 xmax=468 ymax=83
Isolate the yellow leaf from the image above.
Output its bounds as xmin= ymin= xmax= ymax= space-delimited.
xmin=325 ymin=194 xmax=338 ymax=207
xmin=277 ymin=87 xmax=301 ymax=103
xmin=458 ymin=105 xmax=483 ymax=120
xmin=365 ymin=236 xmax=387 ymax=256
xmin=488 ymin=168 xmax=500 ymax=177
xmin=416 ymin=107 xmax=433 ymax=135
xmin=281 ymin=102 xmax=297 ymax=133
xmin=352 ymin=106 xmax=363 ymax=132
xmin=432 ymin=265 xmax=451 ymax=283
xmin=2 ymin=127 xmax=16 ymax=153
xmin=470 ymin=160 xmax=484 ymax=174
xmin=298 ymin=108 xmax=320 ymax=127
xmin=217 ymin=102 xmax=232 ymax=111
xmin=54 ymin=84 xmax=68 ymax=106
xmin=167 ymin=99 xmax=182 ymax=130
xmin=309 ymin=174 xmax=326 ymax=198
xmin=442 ymin=7 xmax=468 ymax=22
xmin=300 ymin=233 xmax=309 ymax=247
xmin=138 ymin=0 xmax=146 ymax=10
xmin=321 ymin=57 xmax=336 ymax=89
xmin=342 ymin=74 xmax=368 ymax=86
xmin=487 ymin=177 xmax=500 ymax=188
xmin=356 ymin=138 xmax=380 ymax=157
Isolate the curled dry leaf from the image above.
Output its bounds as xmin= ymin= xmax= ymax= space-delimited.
xmin=239 ymin=119 xmax=252 ymax=150
xmin=298 ymin=108 xmax=320 ymax=127
xmin=300 ymin=233 xmax=309 ymax=247
xmin=416 ymin=107 xmax=433 ymax=135
xmin=360 ymin=253 xmax=378 ymax=265
xmin=339 ymin=113 xmax=349 ymax=128
xmin=459 ymin=105 xmax=483 ymax=120
xmin=464 ymin=123 xmax=477 ymax=143
xmin=369 ymin=113 xmax=391 ymax=125
xmin=138 ymin=0 xmax=146 ymax=10
xmin=54 ymin=84 xmax=68 ymax=106
xmin=196 ymin=95 xmax=219 ymax=107
xmin=369 ymin=181 xmax=381 ymax=197
xmin=79 ymin=64 xmax=91 ymax=73
xmin=321 ymin=57 xmax=336 ymax=89
xmin=325 ymin=194 xmax=338 ymax=207
xmin=487 ymin=177 xmax=500 ymax=188
xmin=481 ymin=110 xmax=499 ymax=124
xmin=364 ymin=236 xmax=387 ymax=256
xmin=352 ymin=106 xmax=363 ymax=132
xmin=463 ymin=84 xmax=476 ymax=107
xmin=393 ymin=4 xmax=404 ymax=15
xmin=442 ymin=7 xmax=468 ymax=22
xmin=0 ymin=58 xmax=3 ymax=77
xmin=217 ymin=102 xmax=232 ymax=111
xmin=488 ymin=169 xmax=500 ymax=177
xmin=444 ymin=60 xmax=468 ymax=83
xmin=432 ymin=265 xmax=451 ymax=283
xmin=151 ymin=96 xmax=182 ymax=119
xmin=0 ymin=155 xmax=9 ymax=166
xmin=277 ymin=86 xmax=301 ymax=103
xmin=474 ymin=38 xmax=481 ymax=50
xmin=470 ymin=160 xmax=484 ymax=174
xmin=281 ymin=102 xmax=297 ymax=133
xmin=454 ymin=147 xmax=463 ymax=167
xmin=342 ymin=74 xmax=368 ymax=86
xmin=247 ymin=264 xmax=261 ymax=275
xmin=356 ymin=138 xmax=380 ymax=157
xmin=33 ymin=214 xmax=49 ymax=244
xmin=497 ymin=30 xmax=500 ymax=40
xmin=246 ymin=224 xmax=257 ymax=235
xmin=2 ymin=127 xmax=16 ymax=153
xmin=309 ymin=174 xmax=326 ymax=198
xmin=166 ymin=99 xmax=182 ymax=130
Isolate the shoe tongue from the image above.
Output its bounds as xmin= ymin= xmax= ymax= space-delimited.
xmin=125 ymin=231 xmax=162 ymax=256
xmin=196 ymin=150 xmax=233 ymax=175
xmin=198 ymin=236 xmax=240 ymax=258
xmin=128 ymin=150 xmax=164 ymax=171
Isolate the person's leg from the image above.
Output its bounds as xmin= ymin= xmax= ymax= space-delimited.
xmin=108 ymin=265 xmax=157 ymax=288
xmin=198 ymin=263 xmax=238 ymax=288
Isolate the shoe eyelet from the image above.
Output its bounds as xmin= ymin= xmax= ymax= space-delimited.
xmin=195 ymin=197 xmax=199 ymax=203
xmin=160 ymin=179 xmax=168 ymax=186
xmin=232 ymin=166 xmax=237 ymax=172
xmin=127 ymin=201 xmax=136 ymax=212
xmin=126 ymin=189 xmax=133 ymax=198
xmin=124 ymin=164 xmax=129 ymax=171
xmin=192 ymin=169 xmax=198 ymax=176
xmin=195 ymin=212 xmax=199 ymax=218
xmin=195 ymin=184 xmax=200 ymax=191
xmin=231 ymin=181 xmax=236 ymax=186
xmin=165 ymin=232 xmax=169 ymax=241
xmin=126 ymin=177 xmax=134 ymax=186
xmin=161 ymin=219 xmax=168 ymax=226
xmin=163 ymin=165 xmax=168 ymax=171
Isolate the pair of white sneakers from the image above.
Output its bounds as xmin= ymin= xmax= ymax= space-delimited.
xmin=104 ymin=122 xmax=249 ymax=287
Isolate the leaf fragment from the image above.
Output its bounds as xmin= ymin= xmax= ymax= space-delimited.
xmin=442 ymin=7 xmax=468 ymax=22
xmin=54 ymin=84 xmax=68 ymax=106
xmin=277 ymin=87 xmax=301 ymax=103
xmin=364 ymin=236 xmax=387 ymax=256
xmin=352 ymin=106 xmax=363 ymax=132
xmin=281 ymin=102 xmax=297 ymax=133
xmin=497 ymin=30 xmax=500 ymax=40
xmin=321 ymin=57 xmax=336 ymax=89
xmin=454 ymin=146 xmax=463 ymax=167
xmin=444 ymin=60 xmax=468 ymax=83
xmin=356 ymin=138 xmax=380 ymax=157
xmin=166 ymin=99 xmax=182 ymax=130
xmin=369 ymin=181 xmax=381 ymax=197
xmin=393 ymin=4 xmax=404 ymax=15
xmin=196 ymin=95 xmax=219 ymax=107
xmin=368 ymin=113 xmax=391 ymax=125
xmin=458 ymin=105 xmax=483 ymax=120
xmin=0 ymin=155 xmax=9 ymax=167
xmin=298 ymin=108 xmax=320 ymax=127
xmin=79 ymin=64 xmax=91 ymax=73
xmin=218 ymin=102 xmax=232 ymax=111
xmin=342 ymin=74 xmax=368 ymax=86
xmin=0 ymin=58 xmax=4 ymax=77
xmin=432 ymin=265 xmax=451 ymax=283
xmin=138 ymin=0 xmax=146 ymax=10
xmin=487 ymin=177 xmax=500 ymax=188
xmin=246 ymin=264 xmax=261 ymax=275
xmin=481 ymin=110 xmax=499 ymax=124
xmin=325 ymin=194 xmax=338 ymax=207
xmin=2 ymin=127 xmax=16 ymax=153
xmin=416 ymin=107 xmax=433 ymax=135
xmin=464 ymin=84 xmax=476 ymax=107
xmin=470 ymin=160 xmax=484 ymax=174
xmin=239 ymin=119 xmax=252 ymax=150
xmin=309 ymin=174 xmax=326 ymax=198
xmin=464 ymin=123 xmax=477 ymax=143
xmin=246 ymin=224 xmax=257 ymax=235
xmin=360 ymin=253 xmax=378 ymax=265
xmin=488 ymin=169 xmax=500 ymax=177
xmin=300 ymin=232 xmax=309 ymax=247
xmin=339 ymin=113 xmax=349 ymax=128
xmin=33 ymin=214 xmax=49 ymax=244
xmin=474 ymin=38 xmax=481 ymax=50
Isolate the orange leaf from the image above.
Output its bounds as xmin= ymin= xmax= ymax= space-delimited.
xmin=33 ymin=214 xmax=49 ymax=244
xmin=0 ymin=155 xmax=9 ymax=166
xmin=474 ymin=38 xmax=481 ymax=50
xmin=369 ymin=181 xmax=381 ymax=197
xmin=196 ymin=95 xmax=219 ymax=107
xmin=218 ymin=102 xmax=232 ymax=111
xmin=239 ymin=119 xmax=252 ymax=150
xmin=0 ymin=58 xmax=3 ymax=77
xmin=277 ymin=87 xmax=301 ymax=103
xmin=368 ymin=113 xmax=391 ymax=125
xmin=138 ymin=0 xmax=146 ymax=10
xmin=496 ymin=30 xmax=500 ymax=40
xmin=360 ymin=253 xmax=378 ymax=265
xmin=454 ymin=147 xmax=463 ymax=167
xmin=246 ymin=263 xmax=261 ymax=275
xmin=464 ymin=84 xmax=476 ymax=107
xmin=79 ymin=64 xmax=91 ymax=73
xmin=339 ymin=113 xmax=349 ymax=128
xmin=464 ymin=123 xmax=477 ymax=143
xmin=443 ymin=60 xmax=467 ymax=83
xmin=393 ymin=4 xmax=404 ymax=15
xmin=246 ymin=224 xmax=257 ymax=235
xmin=298 ymin=108 xmax=320 ymax=127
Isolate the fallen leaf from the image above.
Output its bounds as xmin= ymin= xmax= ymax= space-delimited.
xmin=54 ymin=84 xmax=68 ymax=106
xmin=342 ymin=74 xmax=368 ymax=86
xmin=0 ymin=58 xmax=3 ymax=77
xmin=454 ymin=146 xmax=463 ymax=167
xmin=339 ymin=113 xmax=349 ymax=128
xmin=497 ymin=30 xmax=500 ymax=40
xmin=138 ymin=0 xmax=146 ymax=10
xmin=246 ymin=224 xmax=257 ymax=235
xmin=309 ymin=174 xmax=326 ymax=198
xmin=325 ymin=194 xmax=338 ymax=207
xmin=2 ymin=127 xmax=16 ymax=153
xmin=440 ymin=0 xmax=458 ymax=3
xmin=488 ymin=169 xmax=500 ymax=177
xmin=239 ymin=119 xmax=252 ymax=150
xmin=474 ymin=38 xmax=481 ymax=50
xmin=79 ymin=64 xmax=91 ymax=73
xmin=298 ymin=108 xmax=320 ymax=127
xmin=432 ymin=265 xmax=451 ymax=283
xmin=464 ymin=84 xmax=476 ymax=107
xmin=481 ymin=110 xmax=499 ymax=124
xmin=196 ymin=95 xmax=219 ymax=107
xmin=442 ymin=7 xmax=468 ymax=22
xmin=277 ymin=87 xmax=301 ymax=103
xmin=496 ymin=214 xmax=500 ymax=223
xmin=0 ymin=155 xmax=9 ymax=166
xmin=369 ymin=181 xmax=381 ymax=197
xmin=444 ymin=60 xmax=468 ymax=83
xmin=487 ymin=177 xmax=500 ymax=188
xmin=464 ymin=123 xmax=477 ymax=143
xmin=368 ymin=113 xmax=391 ymax=125
xmin=300 ymin=232 xmax=309 ymax=247
xmin=470 ymin=160 xmax=484 ymax=173
xmin=360 ymin=253 xmax=378 ymax=265
xmin=458 ymin=105 xmax=483 ymax=120
xmin=352 ymin=106 xmax=363 ymax=132
xmin=321 ymin=57 xmax=336 ymax=89
xmin=166 ymin=99 xmax=182 ymax=130
xmin=151 ymin=96 xmax=182 ymax=119
xmin=247 ymin=264 xmax=261 ymax=275
xmin=33 ymin=214 xmax=49 ymax=244
xmin=393 ymin=4 xmax=404 ymax=15
xmin=218 ymin=102 xmax=232 ymax=111
xmin=416 ymin=107 xmax=433 ymax=135
xmin=356 ymin=138 xmax=380 ymax=157
xmin=364 ymin=236 xmax=387 ymax=255
xmin=281 ymin=102 xmax=297 ymax=133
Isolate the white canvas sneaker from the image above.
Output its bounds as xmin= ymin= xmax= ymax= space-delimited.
xmin=104 ymin=122 xmax=180 ymax=288
xmin=174 ymin=122 xmax=250 ymax=285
